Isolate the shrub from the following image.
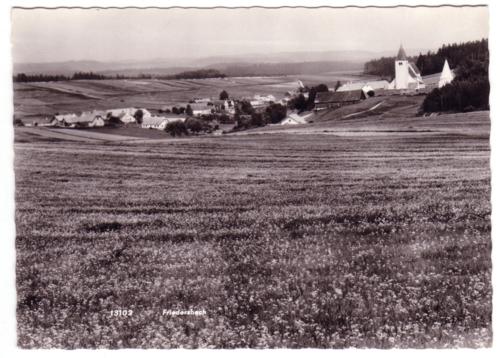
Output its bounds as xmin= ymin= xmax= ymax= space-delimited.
xmin=13 ymin=118 xmax=24 ymax=127
xmin=265 ymin=103 xmax=287 ymax=124
xmin=133 ymin=109 xmax=144 ymax=124
xmin=165 ymin=121 xmax=188 ymax=137
xmin=185 ymin=118 xmax=209 ymax=133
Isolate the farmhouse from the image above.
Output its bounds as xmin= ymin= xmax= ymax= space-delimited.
xmin=280 ymin=112 xmax=313 ymax=125
xmin=250 ymin=94 xmax=277 ymax=108
xmin=314 ymin=90 xmax=367 ymax=111
xmin=190 ymin=103 xmax=213 ymax=116
xmin=107 ymin=108 xmax=152 ymax=123
xmin=142 ymin=115 xmax=186 ymax=130
xmin=88 ymin=116 xmax=105 ymax=127
xmin=51 ymin=110 xmax=107 ymax=127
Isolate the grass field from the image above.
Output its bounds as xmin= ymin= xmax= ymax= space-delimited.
xmin=15 ymin=111 xmax=491 ymax=348
xmin=13 ymin=72 xmax=369 ymax=124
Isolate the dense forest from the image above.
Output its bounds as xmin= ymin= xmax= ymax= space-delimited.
xmin=363 ymin=39 xmax=488 ymax=79
xmin=421 ymin=39 xmax=489 ymax=113
xmin=416 ymin=39 xmax=488 ymax=76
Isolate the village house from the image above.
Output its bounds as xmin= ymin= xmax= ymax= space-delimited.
xmin=250 ymin=94 xmax=277 ymax=108
xmin=314 ymin=90 xmax=367 ymax=111
xmin=141 ymin=115 xmax=187 ymax=130
xmin=280 ymin=112 xmax=313 ymax=125
xmin=190 ymin=103 xmax=213 ymax=116
xmin=106 ymin=108 xmax=152 ymax=123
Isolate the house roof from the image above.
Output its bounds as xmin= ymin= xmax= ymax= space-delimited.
xmin=143 ymin=117 xmax=168 ymax=126
xmin=315 ymin=90 xmax=365 ymax=104
xmin=408 ymin=62 xmax=421 ymax=76
xmin=337 ymin=80 xmax=389 ymax=92
xmin=396 ymin=44 xmax=407 ymax=61
xmin=189 ymin=103 xmax=211 ymax=111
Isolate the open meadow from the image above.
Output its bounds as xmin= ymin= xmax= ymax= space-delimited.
xmin=13 ymin=71 xmax=367 ymax=124
xmin=14 ymin=111 xmax=491 ymax=348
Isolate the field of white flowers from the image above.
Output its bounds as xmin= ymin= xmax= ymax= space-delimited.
xmin=15 ymin=129 xmax=491 ymax=348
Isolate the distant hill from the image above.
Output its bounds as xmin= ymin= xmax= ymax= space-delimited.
xmin=13 ymin=48 xmax=428 ymax=76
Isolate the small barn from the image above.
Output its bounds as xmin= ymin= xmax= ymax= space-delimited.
xmin=314 ymin=90 xmax=367 ymax=111
xmin=280 ymin=112 xmax=313 ymax=125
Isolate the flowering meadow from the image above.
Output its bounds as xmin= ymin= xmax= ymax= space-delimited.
xmin=15 ymin=126 xmax=491 ymax=348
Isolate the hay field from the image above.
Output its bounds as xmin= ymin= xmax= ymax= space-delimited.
xmin=13 ymin=71 xmax=370 ymax=124
xmin=15 ymin=113 xmax=491 ymax=348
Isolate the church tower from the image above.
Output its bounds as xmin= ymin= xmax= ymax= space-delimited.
xmin=395 ymin=44 xmax=409 ymax=89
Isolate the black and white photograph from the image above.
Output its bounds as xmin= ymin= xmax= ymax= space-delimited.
xmin=2 ymin=0 xmax=494 ymax=351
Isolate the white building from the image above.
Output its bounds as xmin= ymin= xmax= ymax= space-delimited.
xmin=280 ymin=112 xmax=313 ymax=125
xmin=438 ymin=59 xmax=455 ymax=88
xmin=390 ymin=44 xmax=425 ymax=90
xmin=88 ymin=117 xmax=105 ymax=127
xmin=337 ymin=80 xmax=389 ymax=93
xmin=107 ymin=108 xmax=152 ymax=123
xmin=190 ymin=103 xmax=213 ymax=116
xmin=142 ymin=116 xmax=186 ymax=130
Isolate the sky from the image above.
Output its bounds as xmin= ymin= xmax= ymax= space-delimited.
xmin=11 ymin=6 xmax=489 ymax=63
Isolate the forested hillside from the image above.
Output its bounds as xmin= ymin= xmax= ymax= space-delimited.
xmin=421 ymin=39 xmax=489 ymax=113
xmin=363 ymin=39 xmax=488 ymax=78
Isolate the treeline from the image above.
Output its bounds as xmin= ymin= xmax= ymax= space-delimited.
xmin=14 ymin=71 xmax=109 ymax=82
xmin=13 ymin=68 xmax=226 ymax=83
xmin=364 ymin=39 xmax=488 ymax=79
xmin=165 ymin=69 xmax=225 ymax=80
xmin=13 ymin=73 xmax=70 ymax=82
xmin=422 ymin=57 xmax=489 ymax=113
xmin=421 ymin=39 xmax=489 ymax=113
xmin=416 ymin=39 xmax=488 ymax=76
xmin=364 ymin=56 xmax=417 ymax=78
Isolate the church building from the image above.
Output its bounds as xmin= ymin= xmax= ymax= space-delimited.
xmin=388 ymin=44 xmax=425 ymax=90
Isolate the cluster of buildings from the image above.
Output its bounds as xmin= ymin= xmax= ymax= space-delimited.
xmin=34 ymin=45 xmax=456 ymax=130
xmin=313 ymin=44 xmax=455 ymax=111
xmin=41 ymin=107 xmax=187 ymax=130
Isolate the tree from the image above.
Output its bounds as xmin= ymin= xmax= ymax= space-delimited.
xmin=164 ymin=121 xmax=188 ymax=137
xmin=265 ymin=103 xmax=287 ymax=124
xmin=186 ymin=104 xmax=193 ymax=116
xmin=236 ymin=100 xmax=255 ymax=116
xmin=133 ymin=109 xmax=144 ymax=124
xmin=13 ymin=117 xmax=24 ymax=127
xmin=306 ymin=83 xmax=329 ymax=110
xmin=185 ymin=118 xmax=204 ymax=133
xmin=290 ymin=94 xmax=307 ymax=112
xmin=250 ymin=113 xmax=265 ymax=127
xmin=219 ymin=90 xmax=229 ymax=100
xmin=334 ymin=81 xmax=342 ymax=91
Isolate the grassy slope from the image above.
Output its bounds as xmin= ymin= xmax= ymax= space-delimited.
xmin=15 ymin=117 xmax=491 ymax=348
xmin=13 ymin=72 xmax=371 ymax=123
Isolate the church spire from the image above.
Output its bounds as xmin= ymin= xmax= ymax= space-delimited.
xmin=396 ymin=44 xmax=407 ymax=61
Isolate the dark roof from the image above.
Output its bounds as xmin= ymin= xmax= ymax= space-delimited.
xmin=408 ymin=62 xmax=421 ymax=76
xmin=396 ymin=44 xmax=407 ymax=61
xmin=315 ymin=90 xmax=365 ymax=104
